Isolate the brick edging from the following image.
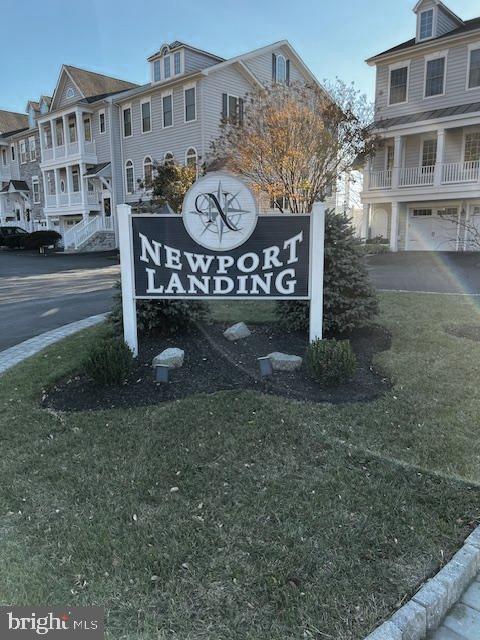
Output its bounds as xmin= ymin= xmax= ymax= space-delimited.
xmin=0 ymin=313 xmax=108 ymax=376
xmin=365 ymin=527 xmax=480 ymax=639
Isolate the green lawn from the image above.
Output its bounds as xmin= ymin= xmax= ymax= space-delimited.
xmin=1 ymin=293 xmax=480 ymax=640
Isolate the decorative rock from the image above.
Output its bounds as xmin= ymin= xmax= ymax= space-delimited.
xmin=152 ymin=348 xmax=184 ymax=369
xmin=223 ymin=322 xmax=251 ymax=341
xmin=267 ymin=352 xmax=303 ymax=372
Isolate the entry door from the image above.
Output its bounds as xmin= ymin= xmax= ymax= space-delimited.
xmin=407 ymin=208 xmax=459 ymax=251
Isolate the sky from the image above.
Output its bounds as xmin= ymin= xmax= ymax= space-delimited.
xmin=1 ymin=0 xmax=479 ymax=114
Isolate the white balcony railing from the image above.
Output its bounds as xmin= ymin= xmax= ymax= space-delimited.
xmin=87 ymin=191 xmax=101 ymax=206
xmin=369 ymin=170 xmax=392 ymax=189
xmin=400 ymin=165 xmax=435 ymax=187
xmin=70 ymin=192 xmax=82 ymax=205
xmin=67 ymin=141 xmax=79 ymax=155
xmin=45 ymin=194 xmax=57 ymax=208
xmin=442 ymin=161 xmax=480 ymax=184
xmin=43 ymin=147 xmax=54 ymax=161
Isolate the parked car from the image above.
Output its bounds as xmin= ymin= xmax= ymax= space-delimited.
xmin=0 ymin=226 xmax=29 ymax=248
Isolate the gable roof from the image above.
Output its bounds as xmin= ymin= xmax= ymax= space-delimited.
xmin=367 ymin=15 xmax=480 ymax=63
xmin=50 ymin=65 xmax=138 ymax=110
xmin=0 ymin=110 xmax=28 ymax=135
xmin=413 ymin=0 xmax=463 ymax=24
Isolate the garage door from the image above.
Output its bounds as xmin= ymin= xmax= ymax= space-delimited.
xmin=407 ymin=208 xmax=459 ymax=251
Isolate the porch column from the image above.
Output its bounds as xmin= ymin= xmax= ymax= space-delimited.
xmin=66 ymin=165 xmax=73 ymax=205
xmin=390 ymin=202 xmax=399 ymax=252
xmin=50 ymin=121 xmax=56 ymax=158
xmin=62 ymin=115 xmax=69 ymax=147
xmin=392 ymin=135 xmax=404 ymax=188
xmin=53 ymin=169 xmax=61 ymax=207
xmin=434 ymin=128 xmax=445 ymax=187
xmin=361 ymin=203 xmax=370 ymax=240
xmin=76 ymin=110 xmax=85 ymax=153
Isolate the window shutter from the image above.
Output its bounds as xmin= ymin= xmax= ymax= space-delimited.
xmin=222 ymin=93 xmax=228 ymax=119
xmin=286 ymin=59 xmax=290 ymax=85
xmin=272 ymin=53 xmax=277 ymax=82
xmin=238 ymin=98 xmax=244 ymax=125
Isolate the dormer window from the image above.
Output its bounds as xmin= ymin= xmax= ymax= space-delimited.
xmin=151 ymin=47 xmax=184 ymax=83
xmin=153 ymin=60 xmax=161 ymax=82
xmin=419 ymin=9 xmax=434 ymax=40
xmin=164 ymin=56 xmax=171 ymax=79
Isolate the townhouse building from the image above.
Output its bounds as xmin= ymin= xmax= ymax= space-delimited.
xmin=1 ymin=39 xmax=329 ymax=251
xmin=362 ymin=0 xmax=480 ymax=252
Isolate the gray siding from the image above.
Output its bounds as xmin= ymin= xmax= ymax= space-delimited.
xmin=15 ymin=129 xmax=44 ymax=219
xmin=120 ymin=81 xmax=203 ymax=203
xmin=110 ymin=103 xmax=124 ymax=208
xmin=375 ymin=41 xmax=480 ymax=120
xmin=90 ymin=103 xmax=111 ymax=163
xmin=55 ymin=75 xmax=82 ymax=110
xmin=244 ymin=45 xmax=307 ymax=85
xmin=436 ymin=7 xmax=458 ymax=37
xmin=184 ymin=49 xmax=220 ymax=73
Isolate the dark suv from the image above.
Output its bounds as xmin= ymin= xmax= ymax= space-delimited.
xmin=0 ymin=226 xmax=29 ymax=248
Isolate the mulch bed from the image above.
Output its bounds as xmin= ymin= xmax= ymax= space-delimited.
xmin=42 ymin=324 xmax=392 ymax=412
xmin=445 ymin=324 xmax=480 ymax=342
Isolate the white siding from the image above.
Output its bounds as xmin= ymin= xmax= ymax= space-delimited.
xmin=185 ymin=49 xmax=219 ymax=73
xmin=436 ymin=7 xmax=458 ymax=37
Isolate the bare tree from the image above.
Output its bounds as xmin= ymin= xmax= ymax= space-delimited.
xmin=210 ymin=79 xmax=377 ymax=213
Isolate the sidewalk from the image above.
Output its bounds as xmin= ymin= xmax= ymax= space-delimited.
xmin=430 ymin=575 xmax=480 ymax=639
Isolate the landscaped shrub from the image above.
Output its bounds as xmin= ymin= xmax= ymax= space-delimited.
xmin=305 ymin=338 xmax=357 ymax=386
xmin=357 ymin=243 xmax=390 ymax=257
xmin=109 ymin=282 xmax=209 ymax=335
xmin=276 ymin=209 xmax=378 ymax=336
xmin=84 ymin=336 xmax=133 ymax=385
xmin=23 ymin=230 xmax=62 ymax=251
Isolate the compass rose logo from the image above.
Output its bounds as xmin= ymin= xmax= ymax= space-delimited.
xmin=182 ymin=172 xmax=258 ymax=251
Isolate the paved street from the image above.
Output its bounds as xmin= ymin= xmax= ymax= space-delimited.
xmin=0 ymin=250 xmax=119 ymax=351
xmin=367 ymin=252 xmax=480 ymax=295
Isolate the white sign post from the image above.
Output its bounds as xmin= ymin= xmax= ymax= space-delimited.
xmin=309 ymin=202 xmax=326 ymax=343
xmin=118 ymin=204 xmax=138 ymax=357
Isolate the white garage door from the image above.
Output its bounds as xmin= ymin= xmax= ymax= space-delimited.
xmin=407 ymin=208 xmax=459 ymax=251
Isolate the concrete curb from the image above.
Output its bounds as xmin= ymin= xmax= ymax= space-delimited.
xmin=0 ymin=313 xmax=108 ymax=376
xmin=365 ymin=527 xmax=480 ymax=639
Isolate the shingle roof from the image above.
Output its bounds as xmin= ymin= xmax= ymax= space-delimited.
xmin=374 ymin=101 xmax=480 ymax=129
xmin=0 ymin=110 xmax=28 ymax=135
xmin=0 ymin=180 xmax=29 ymax=193
xmin=84 ymin=162 xmax=111 ymax=177
xmin=368 ymin=16 xmax=480 ymax=61
xmin=147 ymin=41 xmax=224 ymax=62
xmin=64 ymin=65 xmax=138 ymax=100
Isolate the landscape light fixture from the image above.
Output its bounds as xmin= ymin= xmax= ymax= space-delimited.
xmin=155 ymin=364 xmax=170 ymax=383
xmin=257 ymin=356 xmax=273 ymax=377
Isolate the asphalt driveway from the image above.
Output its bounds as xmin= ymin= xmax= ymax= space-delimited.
xmin=0 ymin=250 xmax=119 ymax=351
xmin=367 ymin=251 xmax=480 ymax=295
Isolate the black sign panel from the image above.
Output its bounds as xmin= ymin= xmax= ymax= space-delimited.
xmin=132 ymin=215 xmax=311 ymax=300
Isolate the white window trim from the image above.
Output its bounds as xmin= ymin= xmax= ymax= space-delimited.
xmin=124 ymin=159 xmax=135 ymax=195
xmin=122 ymin=104 xmax=133 ymax=138
xmin=98 ymin=109 xmax=106 ymax=134
xmin=140 ymin=98 xmax=152 ymax=134
xmin=66 ymin=87 xmax=75 ymax=99
xmin=461 ymin=127 xmax=480 ymax=163
xmin=225 ymin=93 xmax=240 ymax=118
xmin=10 ymin=144 xmax=15 ymax=162
xmin=32 ymin=176 xmax=40 ymax=204
xmin=184 ymin=83 xmax=197 ymax=124
xmin=417 ymin=7 xmax=436 ymax=42
xmin=423 ymin=51 xmax=448 ymax=100
xmin=162 ymin=91 xmax=174 ymax=129
xmin=388 ymin=60 xmax=411 ymax=106
xmin=164 ymin=151 xmax=174 ymax=165
xmin=143 ymin=155 xmax=154 ymax=183
xmin=152 ymin=59 xmax=162 ymax=84
xmin=185 ymin=146 xmax=198 ymax=166
xmin=418 ymin=134 xmax=437 ymax=167
xmin=1 ymin=148 xmax=7 ymax=166
xmin=276 ymin=54 xmax=287 ymax=84
xmin=384 ymin=144 xmax=394 ymax=171
xmin=466 ymin=42 xmax=480 ymax=91
xmin=19 ymin=140 xmax=27 ymax=165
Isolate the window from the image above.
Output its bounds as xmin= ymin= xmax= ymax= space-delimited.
xmin=389 ymin=66 xmax=409 ymax=104
xmin=32 ymin=177 xmax=40 ymax=204
xmin=46 ymin=171 xmax=55 ymax=196
xmin=468 ymin=47 xmax=480 ymax=89
xmin=99 ymin=110 xmax=106 ymax=134
xmin=1 ymin=149 xmax=6 ymax=166
xmin=412 ymin=209 xmax=433 ymax=217
xmin=44 ymin=126 xmax=52 ymax=149
xmin=162 ymin=93 xmax=173 ymax=127
xmin=185 ymin=86 xmax=196 ymax=122
xmin=66 ymin=87 xmax=75 ymax=99
xmin=72 ymin=167 xmax=80 ymax=192
xmin=56 ymin=120 xmax=64 ymax=147
xmin=164 ymin=56 xmax=171 ymax=79
xmin=123 ymin=106 xmax=132 ymax=137
xmin=164 ymin=152 xmax=174 ymax=166
xmin=425 ymin=57 xmax=446 ymax=97
xmin=20 ymin=140 xmax=27 ymax=164
xmin=143 ymin=156 xmax=153 ymax=186
xmin=83 ymin=116 xmax=92 ymax=142
xmin=125 ymin=160 xmax=134 ymax=194
xmin=386 ymin=145 xmax=394 ymax=171
xmin=185 ymin=147 xmax=197 ymax=169
xmin=29 ymin=136 xmax=36 ymax=161
xmin=10 ymin=144 xmax=15 ymax=161
xmin=174 ymin=51 xmax=181 ymax=75
xmin=422 ymin=139 xmax=437 ymax=166
xmin=419 ymin=9 xmax=434 ymax=40
xmin=153 ymin=60 xmax=161 ymax=82
xmin=464 ymin=132 xmax=480 ymax=162
xmin=68 ymin=116 xmax=77 ymax=143
xmin=276 ymin=55 xmax=286 ymax=83
xmin=141 ymin=100 xmax=151 ymax=133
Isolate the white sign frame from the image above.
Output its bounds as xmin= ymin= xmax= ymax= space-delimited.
xmin=118 ymin=202 xmax=325 ymax=357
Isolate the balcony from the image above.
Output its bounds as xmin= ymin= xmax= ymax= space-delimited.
xmin=39 ymin=107 xmax=97 ymax=167
xmin=368 ymin=161 xmax=480 ymax=191
xmin=41 ymin=139 xmax=95 ymax=164
xmin=45 ymin=190 xmax=101 ymax=212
